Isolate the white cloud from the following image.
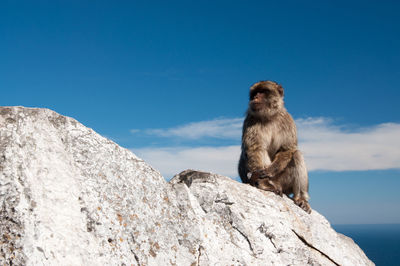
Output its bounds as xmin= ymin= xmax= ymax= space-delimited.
xmin=297 ymin=118 xmax=400 ymax=171
xmin=130 ymin=117 xmax=400 ymax=178
xmin=132 ymin=118 xmax=243 ymax=139
xmin=132 ymin=146 xmax=240 ymax=179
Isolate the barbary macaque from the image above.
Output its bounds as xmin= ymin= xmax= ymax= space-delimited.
xmin=238 ymin=81 xmax=311 ymax=213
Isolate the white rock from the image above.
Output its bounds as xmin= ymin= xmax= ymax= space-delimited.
xmin=0 ymin=107 xmax=374 ymax=265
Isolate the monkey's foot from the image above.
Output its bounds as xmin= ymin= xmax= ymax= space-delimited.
xmin=294 ymin=199 xmax=311 ymax=214
xmin=256 ymin=180 xmax=283 ymax=196
xmin=261 ymin=187 xmax=283 ymax=197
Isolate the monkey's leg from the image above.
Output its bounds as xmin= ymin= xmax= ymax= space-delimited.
xmin=282 ymin=151 xmax=311 ymax=214
xmin=238 ymin=155 xmax=250 ymax=184
xmin=256 ymin=150 xmax=296 ymax=179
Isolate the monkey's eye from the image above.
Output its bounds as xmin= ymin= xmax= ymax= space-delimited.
xmin=250 ymin=90 xmax=261 ymax=99
xmin=250 ymin=89 xmax=268 ymax=99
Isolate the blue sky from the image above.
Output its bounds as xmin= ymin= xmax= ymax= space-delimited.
xmin=1 ymin=0 xmax=399 ymax=224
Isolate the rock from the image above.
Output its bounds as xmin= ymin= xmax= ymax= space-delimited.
xmin=0 ymin=106 xmax=374 ymax=265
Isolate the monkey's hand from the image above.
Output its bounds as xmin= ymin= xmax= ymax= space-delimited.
xmin=264 ymin=149 xmax=297 ymax=178
xmin=247 ymin=169 xmax=274 ymax=187
xmin=252 ymin=169 xmax=274 ymax=179
xmin=247 ymin=171 xmax=261 ymax=186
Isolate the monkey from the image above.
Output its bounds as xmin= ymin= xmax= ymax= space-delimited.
xmin=238 ymin=80 xmax=311 ymax=213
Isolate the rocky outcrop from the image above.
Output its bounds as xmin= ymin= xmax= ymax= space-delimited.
xmin=0 ymin=106 xmax=373 ymax=265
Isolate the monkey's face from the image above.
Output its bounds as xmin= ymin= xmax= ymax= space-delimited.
xmin=248 ymin=82 xmax=284 ymax=118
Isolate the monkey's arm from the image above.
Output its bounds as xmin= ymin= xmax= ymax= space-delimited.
xmin=260 ymin=116 xmax=298 ymax=179
xmin=245 ymin=146 xmax=269 ymax=173
xmin=256 ymin=149 xmax=296 ymax=179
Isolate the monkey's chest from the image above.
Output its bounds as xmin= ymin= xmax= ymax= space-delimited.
xmin=245 ymin=126 xmax=280 ymax=158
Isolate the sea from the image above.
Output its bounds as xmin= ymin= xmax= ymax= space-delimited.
xmin=333 ymin=224 xmax=400 ymax=266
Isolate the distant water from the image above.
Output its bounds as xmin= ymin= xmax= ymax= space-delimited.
xmin=333 ymin=224 xmax=400 ymax=266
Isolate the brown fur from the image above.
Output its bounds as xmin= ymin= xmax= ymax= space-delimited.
xmin=238 ymin=81 xmax=311 ymax=213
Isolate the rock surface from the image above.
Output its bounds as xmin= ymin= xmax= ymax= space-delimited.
xmin=0 ymin=106 xmax=373 ymax=265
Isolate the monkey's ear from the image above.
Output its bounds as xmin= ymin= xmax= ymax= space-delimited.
xmin=277 ymin=85 xmax=284 ymax=97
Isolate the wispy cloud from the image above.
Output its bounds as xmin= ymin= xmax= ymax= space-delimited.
xmin=130 ymin=117 xmax=400 ymax=178
xmin=132 ymin=146 xmax=240 ymax=179
xmin=132 ymin=118 xmax=243 ymax=139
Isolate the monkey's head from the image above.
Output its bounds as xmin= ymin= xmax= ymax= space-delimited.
xmin=247 ymin=81 xmax=285 ymax=119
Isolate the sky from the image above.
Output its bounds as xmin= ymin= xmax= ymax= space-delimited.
xmin=1 ymin=0 xmax=400 ymax=225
